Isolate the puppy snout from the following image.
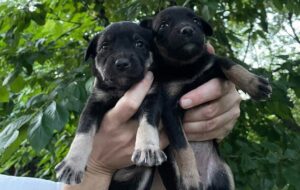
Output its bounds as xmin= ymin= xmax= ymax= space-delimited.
xmin=115 ymin=58 xmax=131 ymax=71
xmin=180 ymin=26 xmax=194 ymax=37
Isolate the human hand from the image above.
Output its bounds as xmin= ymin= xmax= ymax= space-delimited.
xmin=180 ymin=43 xmax=241 ymax=142
xmin=87 ymin=72 xmax=156 ymax=175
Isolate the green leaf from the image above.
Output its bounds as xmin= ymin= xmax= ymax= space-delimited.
xmin=241 ymin=154 xmax=257 ymax=172
xmin=28 ymin=112 xmax=52 ymax=152
xmin=2 ymin=71 xmax=19 ymax=86
xmin=266 ymin=152 xmax=280 ymax=164
xmin=26 ymin=93 xmax=48 ymax=108
xmin=0 ymin=115 xmax=31 ymax=154
xmin=0 ymin=127 xmax=28 ymax=165
xmin=43 ymin=101 xmax=69 ymax=131
xmin=272 ymin=0 xmax=283 ymax=10
xmin=85 ymin=77 xmax=94 ymax=94
xmin=284 ymin=149 xmax=298 ymax=160
xmin=0 ymin=128 xmax=19 ymax=154
xmin=0 ymin=86 xmax=9 ymax=102
xmin=283 ymin=166 xmax=300 ymax=186
xmin=10 ymin=75 xmax=25 ymax=93
xmin=201 ymin=5 xmax=210 ymax=20
xmin=31 ymin=8 xmax=47 ymax=26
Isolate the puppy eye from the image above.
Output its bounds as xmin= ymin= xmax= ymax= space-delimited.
xmin=159 ymin=22 xmax=169 ymax=30
xmin=101 ymin=42 xmax=109 ymax=50
xmin=193 ymin=18 xmax=201 ymax=25
xmin=136 ymin=40 xmax=144 ymax=48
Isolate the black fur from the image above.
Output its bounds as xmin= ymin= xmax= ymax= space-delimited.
xmin=110 ymin=167 xmax=155 ymax=190
xmin=55 ymin=21 xmax=162 ymax=187
xmin=141 ymin=6 xmax=271 ymax=190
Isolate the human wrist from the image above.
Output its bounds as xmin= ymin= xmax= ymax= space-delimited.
xmin=83 ymin=168 xmax=113 ymax=190
xmin=62 ymin=158 xmax=114 ymax=190
xmin=62 ymin=172 xmax=112 ymax=190
xmin=62 ymin=171 xmax=113 ymax=190
xmin=86 ymin=157 xmax=115 ymax=177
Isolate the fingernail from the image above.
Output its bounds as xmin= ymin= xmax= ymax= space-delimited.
xmin=145 ymin=71 xmax=154 ymax=81
xmin=206 ymin=42 xmax=215 ymax=54
xmin=180 ymin=99 xmax=193 ymax=109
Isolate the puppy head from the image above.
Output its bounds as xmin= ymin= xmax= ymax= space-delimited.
xmin=85 ymin=21 xmax=153 ymax=90
xmin=141 ymin=6 xmax=212 ymax=65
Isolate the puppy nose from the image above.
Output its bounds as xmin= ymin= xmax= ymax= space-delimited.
xmin=115 ymin=58 xmax=131 ymax=71
xmin=180 ymin=26 xmax=194 ymax=37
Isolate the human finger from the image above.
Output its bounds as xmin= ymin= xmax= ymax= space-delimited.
xmin=186 ymin=119 xmax=237 ymax=141
xmin=180 ymin=78 xmax=232 ymax=109
xmin=184 ymin=85 xmax=241 ymax=122
xmin=206 ymin=42 xmax=215 ymax=54
xmin=103 ymin=72 xmax=154 ymax=126
xmin=183 ymin=105 xmax=240 ymax=135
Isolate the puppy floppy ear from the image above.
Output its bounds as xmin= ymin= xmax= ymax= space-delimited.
xmin=199 ymin=17 xmax=213 ymax=36
xmin=140 ymin=18 xmax=153 ymax=29
xmin=84 ymin=33 xmax=102 ymax=61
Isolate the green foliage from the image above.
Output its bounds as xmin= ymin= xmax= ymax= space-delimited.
xmin=0 ymin=0 xmax=299 ymax=189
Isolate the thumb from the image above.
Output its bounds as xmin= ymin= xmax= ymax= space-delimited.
xmin=104 ymin=72 xmax=154 ymax=126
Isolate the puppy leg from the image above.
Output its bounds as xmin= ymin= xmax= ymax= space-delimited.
xmin=132 ymin=89 xmax=167 ymax=166
xmin=158 ymin=146 xmax=180 ymax=190
xmin=132 ymin=114 xmax=167 ymax=166
xmin=216 ymin=58 xmax=272 ymax=100
xmin=55 ymin=99 xmax=108 ymax=184
xmin=162 ymin=105 xmax=201 ymax=190
xmin=55 ymin=126 xmax=96 ymax=184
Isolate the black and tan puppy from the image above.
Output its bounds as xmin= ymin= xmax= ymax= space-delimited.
xmin=55 ymin=21 xmax=166 ymax=185
xmin=141 ymin=6 xmax=272 ymax=190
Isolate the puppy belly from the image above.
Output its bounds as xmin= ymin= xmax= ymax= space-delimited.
xmin=190 ymin=141 xmax=235 ymax=190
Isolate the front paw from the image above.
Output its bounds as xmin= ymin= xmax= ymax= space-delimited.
xmin=55 ymin=159 xmax=84 ymax=184
xmin=179 ymin=175 xmax=203 ymax=190
xmin=247 ymin=76 xmax=272 ymax=101
xmin=179 ymin=181 xmax=203 ymax=190
xmin=131 ymin=148 xmax=167 ymax=166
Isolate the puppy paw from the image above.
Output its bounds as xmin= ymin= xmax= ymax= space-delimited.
xmin=179 ymin=178 xmax=203 ymax=190
xmin=179 ymin=164 xmax=202 ymax=190
xmin=55 ymin=159 xmax=84 ymax=184
xmin=246 ymin=75 xmax=272 ymax=101
xmin=131 ymin=148 xmax=167 ymax=166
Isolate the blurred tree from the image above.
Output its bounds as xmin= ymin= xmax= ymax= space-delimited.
xmin=0 ymin=0 xmax=299 ymax=189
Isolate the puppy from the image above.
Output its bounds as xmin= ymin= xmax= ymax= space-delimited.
xmin=141 ymin=6 xmax=272 ymax=190
xmin=55 ymin=21 xmax=166 ymax=185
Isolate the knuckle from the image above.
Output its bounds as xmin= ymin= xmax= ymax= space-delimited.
xmin=233 ymin=107 xmax=241 ymax=119
xmin=100 ymin=121 xmax=113 ymax=133
xmin=234 ymin=91 xmax=242 ymax=103
xmin=123 ymin=99 xmax=140 ymax=113
xmin=213 ymin=80 xmax=223 ymax=96
xmin=212 ymin=78 xmax=222 ymax=86
xmin=224 ymin=122 xmax=234 ymax=131
xmin=203 ymin=104 xmax=217 ymax=119
xmin=222 ymin=80 xmax=232 ymax=94
xmin=205 ymin=118 xmax=217 ymax=131
xmin=215 ymin=87 xmax=223 ymax=98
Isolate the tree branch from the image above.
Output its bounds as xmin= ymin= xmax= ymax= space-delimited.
xmin=97 ymin=0 xmax=109 ymax=27
xmin=287 ymin=12 xmax=300 ymax=45
xmin=243 ymin=24 xmax=253 ymax=62
xmin=49 ymin=13 xmax=83 ymax=25
xmin=56 ymin=24 xmax=82 ymax=41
